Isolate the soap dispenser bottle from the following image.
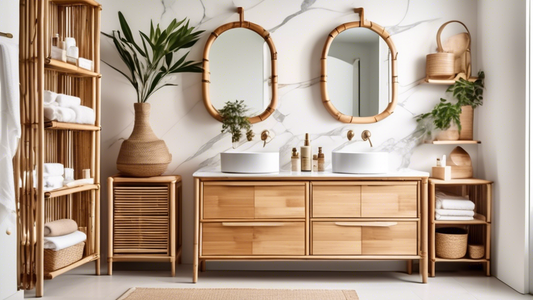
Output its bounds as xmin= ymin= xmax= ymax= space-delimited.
xmin=318 ymin=147 xmax=325 ymax=172
xmin=291 ymin=148 xmax=300 ymax=172
xmin=301 ymin=133 xmax=311 ymax=172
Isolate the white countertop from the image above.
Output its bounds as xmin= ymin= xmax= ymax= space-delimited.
xmin=193 ymin=167 xmax=429 ymax=178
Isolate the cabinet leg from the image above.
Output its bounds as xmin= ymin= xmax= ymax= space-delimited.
xmin=485 ymin=261 xmax=491 ymax=276
xmin=95 ymin=258 xmax=100 ymax=275
xmin=108 ymin=260 xmax=112 ymax=276
xmin=171 ymin=259 xmax=176 ymax=277
xmin=429 ymin=260 xmax=435 ymax=277
xmin=406 ymin=260 xmax=413 ymax=275
xmin=420 ymin=257 xmax=428 ymax=283
xmin=200 ymin=260 xmax=206 ymax=272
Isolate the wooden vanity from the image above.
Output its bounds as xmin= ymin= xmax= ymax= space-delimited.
xmin=193 ymin=170 xmax=429 ymax=283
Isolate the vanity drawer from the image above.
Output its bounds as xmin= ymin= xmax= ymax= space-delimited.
xmin=203 ymin=183 xmax=305 ymax=219
xmin=312 ymin=221 xmax=417 ymax=255
xmin=312 ymin=185 xmax=361 ymax=217
xmin=361 ymin=184 xmax=418 ymax=217
xmin=201 ymin=222 xmax=305 ymax=256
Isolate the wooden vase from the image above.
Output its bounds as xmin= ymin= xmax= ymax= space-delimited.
xmin=459 ymin=105 xmax=473 ymax=140
xmin=116 ymin=103 xmax=172 ymax=177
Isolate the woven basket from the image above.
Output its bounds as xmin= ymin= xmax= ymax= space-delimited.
xmin=426 ymin=20 xmax=471 ymax=80
xmin=435 ymin=227 xmax=468 ymax=259
xmin=468 ymin=244 xmax=485 ymax=259
xmin=44 ymin=242 xmax=85 ymax=272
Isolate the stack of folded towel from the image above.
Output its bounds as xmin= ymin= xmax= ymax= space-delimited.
xmin=43 ymin=163 xmax=64 ymax=190
xmin=44 ymin=219 xmax=86 ymax=251
xmin=435 ymin=191 xmax=475 ymax=221
xmin=43 ymin=90 xmax=95 ymax=124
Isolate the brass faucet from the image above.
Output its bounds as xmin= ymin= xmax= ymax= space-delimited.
xmin=261 ymin=130 xmax=271 ymax=147
xmin=361 ymin=130 xmax=373 ymax=147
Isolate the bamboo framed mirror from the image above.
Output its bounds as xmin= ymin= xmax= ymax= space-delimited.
xmin=202 ymin=7 xmax=278 ymax=124
xmin=321 ymin=8 xmax=398 ymax=123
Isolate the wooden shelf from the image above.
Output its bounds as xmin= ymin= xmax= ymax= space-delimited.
xmin=45 ymin=59 xmax=99 ymax=77
xmin=44 ymin=254 xmax=99 ymax=279
xmin=434 ymin=214 xmax=488 ymax=225
xmin=434 ymin=258 xmax=487 ymax=262
xmin=45 ymin=184 xmax=99 ymax=198
xmin=50 ymin=0 xmax=100 ymax=7
xmin=45 ymin=121 xmax=100 ymax=131
xmin=429 ymin=178 xmax=493 ymax=185
xmin=424 ymin=140 xmax=481 ymax=145
xmin=425 ymin=77 xmax=478 ymax=85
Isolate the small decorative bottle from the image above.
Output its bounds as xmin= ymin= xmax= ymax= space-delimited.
xmin=300 ymin=133 xmax=311 ymax=172
xmin=312 ymin=155 xmax=318 ymax=172
xmin=291 ymin=148 xmax=300 ymax=172
xmin=318 ymin=147 xmax=325 ymax=172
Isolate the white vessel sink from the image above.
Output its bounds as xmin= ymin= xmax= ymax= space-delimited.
xmin=220 ymin=151 xmax=279 ymax=173
xmin=332 ymin=151 xmax=388 ymax=174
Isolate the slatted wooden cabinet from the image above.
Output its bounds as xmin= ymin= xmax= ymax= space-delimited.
xmin=108 ymin=175 xmax=182 ymax=276
xmin=194 ymin=177 xmax=428 ymax=283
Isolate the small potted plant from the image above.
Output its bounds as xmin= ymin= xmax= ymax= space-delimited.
xmin=416 ymin=71 xmax=484 ymax=141
xmin=219 ymin=100 xmax=254 ymax=148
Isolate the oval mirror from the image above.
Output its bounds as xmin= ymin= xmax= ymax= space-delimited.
xmin=321 ymin=8 xmax=398 ymax=123
xmin=202 ymin=8 xmax=278 ymax=123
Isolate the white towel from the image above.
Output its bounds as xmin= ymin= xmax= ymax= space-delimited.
xmin=44 ymin=105 xmax=76 ymax=123
xmin=44 ymin=90 xmax=57 ymax=105
xmin=0 ymin=39 xmax=21 ymax=226
xmin=44 ymin=163 xmax=64 ymax=176
xmin=43 ymin=230 xmax=86 ymax=251
xmin=56 ymin=94 xmax=81 ymax=108
xmin=71 ymin=105 xmax=95 ymax=125
xmin=44 ymin=175 xmax=64 ymax=189
xmin=436 ymin=199 xmax=475 ymax=210
xmin=435 ymin=214 xmax=474 ymax=221
xmin=435 ymin=209 xmax=475 ymax=217
xmin=435 ymin=191 xmax=469 ymax=200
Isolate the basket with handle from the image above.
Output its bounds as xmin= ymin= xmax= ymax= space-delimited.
xmin=426 ymin=20 xmax=471 ymax=80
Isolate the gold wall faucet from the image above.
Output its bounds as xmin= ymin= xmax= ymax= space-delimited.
xmin=347 ymin=130 xmax=355 ymax=141
xmin=361 ymin=130 xmax=373 ymax=147
xmin=261 ymin=130 xmax=271 ymax=147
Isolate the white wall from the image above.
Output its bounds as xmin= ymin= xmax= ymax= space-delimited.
xmin=477 ymin=0 xmax=529 ymax=294
xmin=0 ymin=0 xmax=20 ymax=299
xmin=99 ymin=0 xmax=480 ymax=271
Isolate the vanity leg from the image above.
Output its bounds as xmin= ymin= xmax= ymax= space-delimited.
xmin=420 ymin=178 xmax=429 ymax=283
xmin=171 ymin=258 xmax=176 ymax=277
xmin=193 ymin=179 xmax=199 ymax=283
xmin=485 ymin=261 xmax=491 ymax=276
xmin=406 ymin=260 xmax=413 ymax=275
xmin=200 ymin=260 xmax=206 ymax=272
xmin=108 ymin=258 xmax=112 ymax=275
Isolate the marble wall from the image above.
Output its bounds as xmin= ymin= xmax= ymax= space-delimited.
xmin=99 ymin=0 xmax=479 ymax=265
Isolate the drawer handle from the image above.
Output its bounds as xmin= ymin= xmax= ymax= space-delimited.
xmin=334 ymin=222 xmax=397 ymax=227
xmin=222 ymin=222 xmax=285 ymax=227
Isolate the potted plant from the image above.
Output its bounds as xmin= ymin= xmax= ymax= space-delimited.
xmin=416 ymin=71 xmax=484 ymax=141
xmin=219 ymin=100 xmax=254 ymax=148
xmin=103 ymin=12 xmax=203 ymax=176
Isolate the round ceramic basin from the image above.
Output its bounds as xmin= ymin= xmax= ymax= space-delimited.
xmin=332 ymin=151 xmax=388 ymax=174
xmin=220 ymin=152 xmax=279 ymax=173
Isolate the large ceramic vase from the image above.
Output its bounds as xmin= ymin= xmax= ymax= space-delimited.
xmin=116 ymin=103 xmax=172 ymax=177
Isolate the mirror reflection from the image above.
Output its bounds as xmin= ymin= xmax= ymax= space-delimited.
xmin=209 ymin=28 xmax=271 ymax=116
xmin=327 ymin=27 xmax=391 ymax=117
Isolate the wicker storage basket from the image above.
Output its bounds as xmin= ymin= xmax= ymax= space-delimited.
xmin=468 ymin=244 xmax=485 ymax=259
xmin=44 ymin=242 xmax=85 ymax=272
xmin=435 ymin=227 xmax=468 ymax=259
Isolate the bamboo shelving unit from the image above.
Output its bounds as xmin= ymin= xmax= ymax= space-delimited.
xmin=428 ymin=178 xmax=493 ymax=277
xmin=16 ymin=0 xmax=102 ymax=297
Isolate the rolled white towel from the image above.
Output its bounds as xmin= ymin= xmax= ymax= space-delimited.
xmin=435 ymin=209 xmax=475 ymax=217
xmin=44 ymin=175 xmax=64 ymax=189
xmin=56 ymin=94 xmax=81 ymax=108
xmin=44 ymin=230 xmax=86 ymax=251
xmin=435 ymin=214 xmax=474 ymax=221
xmin=44 ymin=90 xmax=57 ymax=105
xmin=436 ymin=199 xmax=475 ymax=211
xmin=71 ymin=105 xmax=95 ymax=125
xmin=44 ymin=105 xmax=76 ymax=123
xmin=43 ymin=163 xmax=64 ymax=176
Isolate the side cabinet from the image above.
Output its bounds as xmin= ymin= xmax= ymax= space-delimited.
xmin=193 ymin=176 xmax=428 ymax=283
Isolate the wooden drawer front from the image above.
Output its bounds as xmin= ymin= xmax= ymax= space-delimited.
xmin=362 ymin=221 xmax=417 ymax=255
xmin=361 ymin=185 xmax=417 ymax=217
xmin=203 ymin=184 xmax=305 ymax=219
xmin=312 ymin=185 xmax=361 ymax=218
xmin=312 ymin=222 xmax=362 ymax=255
xmin=202 ymin=222 xmax=305 ymax=256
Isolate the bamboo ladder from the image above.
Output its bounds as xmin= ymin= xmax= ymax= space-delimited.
xmin=16 ymin=0 xmax=102 ymax=297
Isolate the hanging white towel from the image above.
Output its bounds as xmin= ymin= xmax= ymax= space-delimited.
xmin=435 ymin=209 xmax=475 ymax=217
xmin=71 ymin=105 xmax=95 ymax=124
xmin=56 ymin=93 xmax=81 ymax=108
xmin=43 ymin=105 xmax=76 ymax=123
xmin=44 ymin=90 xmax=57 ymax=105
xmin=0 ymin=40 xmax=21 ymax=226
xmin=43 ymin=230 xmax=87 ymax=251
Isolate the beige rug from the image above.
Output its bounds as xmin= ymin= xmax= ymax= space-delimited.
xmin=117 ymin=288 xmax=359 ymax=300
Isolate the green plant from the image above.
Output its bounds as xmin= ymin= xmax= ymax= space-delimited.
xmin=102 ymin=12 xmax=204 ymax=103
xmin=446 ymin=71 xmax=485 ymax=108
xmin=219 ymin=100 xmax=252 ymax=144
xmin=416 ymin=98 xmax=462 ymax=133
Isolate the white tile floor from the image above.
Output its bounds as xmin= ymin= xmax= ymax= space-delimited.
xmin=24 ymin=264 xmax=533 ymax=300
